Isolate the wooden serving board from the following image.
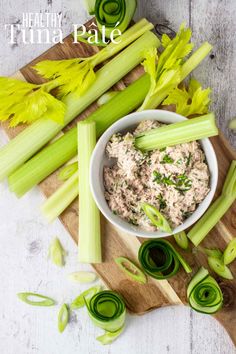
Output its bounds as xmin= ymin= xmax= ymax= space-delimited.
xmin=2 ymin=19 xmax=236 ymax=345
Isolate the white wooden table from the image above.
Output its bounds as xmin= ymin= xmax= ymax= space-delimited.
xmin=0 ymin=1 xmax=235 ymax=353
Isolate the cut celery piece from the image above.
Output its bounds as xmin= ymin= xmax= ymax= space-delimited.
xmin=135 ymin=113 xmax=218 ymax=151
xmin=188 ymin=161 xmax=236 ymax=246
xmin=78 ymin=121 xmax=102 ymax=263
xmin=41 ymin=172 xmax=78 ymax=223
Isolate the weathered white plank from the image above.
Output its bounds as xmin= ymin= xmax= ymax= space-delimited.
xmin=190 ymin=0 xmax=236 ymax=148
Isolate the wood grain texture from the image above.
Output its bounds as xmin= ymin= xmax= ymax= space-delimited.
xmin=1 ymin=16 xmax=235 ymax=345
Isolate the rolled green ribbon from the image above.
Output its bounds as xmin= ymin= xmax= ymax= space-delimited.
xmin=138 ymin=239 xmax=192 ymax=279
xmin=95 ymin=0 xmax=137 ymax=38
xmin=85 ymin=290 xmax=126 ymax=334
xmin=187 ymin=267 xmax=223 ymax=314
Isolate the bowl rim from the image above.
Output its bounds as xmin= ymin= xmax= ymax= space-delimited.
xmin=90 ymin=109 xmax=218 ymax=238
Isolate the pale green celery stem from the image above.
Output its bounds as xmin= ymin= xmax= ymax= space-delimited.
xmin=188 ymin=195 xmax=235 ymax=246
xmin=41 ymin=172 xmax=78 ymax=223
xmin=188 ymin=160 xmax=236 ymax=246
xmin=78 ymin=121 xmax=101 ymax=263
xmin=135 ymin=113 xmax=218 ymax=151
xmin=91 ymin=19 xmax=154 ymax=66
xmin=139 ymin=42 xmax=213 ymax=110
xmin=222 ymin=160 xmax=236 ymax=195
xmin=0 ymin=31 xmax=160 ymax=181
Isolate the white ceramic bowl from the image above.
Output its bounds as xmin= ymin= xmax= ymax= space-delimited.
xmin=90 ymin=110 xmax=218 ymax=238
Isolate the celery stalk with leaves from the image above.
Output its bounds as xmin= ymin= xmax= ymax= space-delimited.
xmin=138 ymin=23 xmax=212 ymax=111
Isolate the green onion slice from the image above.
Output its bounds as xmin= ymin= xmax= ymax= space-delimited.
xmin=208 ymin=257 xmax=233 ymax=280
xmin=70 ymin=285 xmax=101 ymax=310
xmin=48 ymin=238 xmax=66 ymax=267
xmin=68 ymin=271 xmax=97 ymax=283
xmin=229 ymin=118 xmax=236 ymax=130
xmin=17 ymin=292 xmax=56 ymax=306
xmin=58 ymin=304 xmax=69 ymax=333
xmin=115 ymin=257 xmax=147 ymax=284
xmin=58 ymin=162 xmax=78 ymax=181
xmin=141 ymin=203 xmax=172 ymax=233
xmin=187 ymin=267 xmax=223 ymax=314
xmin=97 ymin=326 xmax=124 ymax=345
xmin=173 ymin=231 xmax=189 ymax=250
xmin=95 ymin=0 xmax=137 ymax=38
xmin=202 ymin=247 xmax=223 ymax=259
xmin=138 ymin=239 xmax=192 ymax=280
xmin=223 ymin=238 xmax=236 ymax=265
xmin=85 ymin=290 xmax=126 ymax=337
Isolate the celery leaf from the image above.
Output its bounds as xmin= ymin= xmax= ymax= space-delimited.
xmin=139 ymin=23 xmax=194 ymax=111
xmin=162 ymin=78 xmax=211 ymax=117
xmin=0 ymin=77 xmax=66 ymax=126
xmin=33 ymin=58 xmax=96 ymax=98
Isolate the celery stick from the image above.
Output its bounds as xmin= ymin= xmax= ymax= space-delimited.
xmin=0 ymin=31 xmax=160 ymax=181
xmin=9 ymin=74 xmax=150 ymax=196
xmin=8 ymin=129 xmax=77 ymax=197
xmin=41 ymin=172 xmax=78 ymax=223
xmin=135 ymin=113 xmax=218 ymax=151
xmin=188 ymin=161 xmax=236 ymax=246
xmin=78 ymin=121 xmax=101 ymax=263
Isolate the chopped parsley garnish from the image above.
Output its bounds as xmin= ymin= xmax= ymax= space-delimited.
xmin=182 ymin=211 xmax=192 ymax=219
xmin=174 ymin=174 xmax=192 ymax=191
xmin=153 ymin=171 xmax=192 ymax=192
xmin=159 ymin=147 xmax=167 ymax=152
xmin=158 ymin=194 xmax=167 ymax=210
xmin=153 ymin=171 xmax=174 ymax=186
xmin=186 ymin=153 xmax=192 ymax=166
xmin=160 ymin=154 xmax=174 ymax=164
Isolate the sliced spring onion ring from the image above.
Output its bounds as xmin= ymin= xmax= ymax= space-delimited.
xmin=58 ymin=162 xmax=78 ymax=181
xmin=229 ymin=118 xmax=236 ymax=130
xmin=70 ymin=285 xmax=101 ymax=309
xmin=95 ymin=0 xmax=137 ymax=38
xmin=223 ymin=238 xmax=236 ymax=265
xmin=173 ymin=231 xmax=189 ymax=250
xmin=48 ymin=238 xmax=66 ymax=267
xmin=97 ymin=91 xmax=118 ymax=106
xmin=115 ymin=257 xmax=147 ymax=284
xmin=85 ymin=290 xmax=126 ymax=341
xmin=201 ymin=247 xmax=223 ymax=259
xmin=58 ymin=304 xmax=69 ymax=333
xmin=208 ymin=257 xmax=233 ymax=280
xmin=187 ymin=267 xmax=223 ymax=314
xmin=97 ymin=326 xmax=124 ymax=345
xmin=141 ymin=203 xmax=172 ymax=233
xmin=68 ymin=271 xmax=97 ymax=284
xmin=138 ymin=239 xmax=192 ymax=280
xmin=17 ymin=292 xmax=56 ymax=306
